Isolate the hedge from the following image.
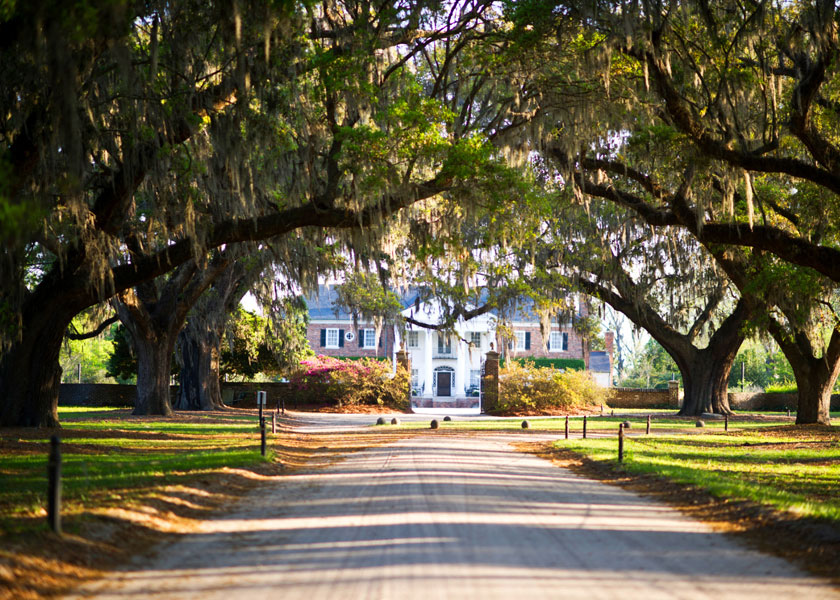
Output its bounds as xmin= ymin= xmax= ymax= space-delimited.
xmin=500 ymin=357 xmax=586 ymax=371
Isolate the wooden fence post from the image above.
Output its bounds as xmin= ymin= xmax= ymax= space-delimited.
xmin=565 ymin=415 xmax=569 ymax=440
xmin=47 ymin=435 xmax=62 ymax=535
xmin=618 ymin=423 xmax=625 ymax=462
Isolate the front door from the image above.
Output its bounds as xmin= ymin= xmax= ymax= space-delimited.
xmin=437 ymin=372 xmax=451 ymax=396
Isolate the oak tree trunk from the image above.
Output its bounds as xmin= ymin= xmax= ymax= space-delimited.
xmin=677 ymin=347 xmax=736 ymax=416
xmin=672 ymin=302 xmax=747 ymax=417
xmin=794 ymin=374 xmax=833 ymax=425
xmin=786 ymin=355 xmax=837 ymax=426
xmin=132 ymin=332 xmax=175 ymax=416
xmin=0 ymin=321 xmax=65 ymax=427
xmin=175 ymin=325 xmax=225 ymax=411
xmin=0 ymin=297 xmax=82 ymax=427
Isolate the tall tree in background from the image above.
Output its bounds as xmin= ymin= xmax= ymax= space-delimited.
xmin=712 ymin=248 xmax=840 ymax=425
xmin=568 ymin=160 xmax=839 ymax=424
xmin=113 ymin=253 xmax=232 ymax=415
xmin=510 ymin=182 xmax=749 ymax=415
xmin=175 ymin=240 xmax=326 ymax=412
xmin=174 ymin=262 xmax=257 ymax=412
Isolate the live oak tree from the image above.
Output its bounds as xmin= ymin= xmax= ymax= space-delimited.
xmin=175 ymin=242 xmax=323 ymax=412
xmin=113 ymin=253 xmax=234 ymax=416
xmin=712 ymin=248 xmax=840 ymax=425
xmin=1 ymin=1 xmax=527 ymax=427
xmin=566 ymin=159 xmax=839 ymax=424
xmin=499 ymin=178 xmax=749 ymax=415
xmin=501 ymin=0 xmax=840 ymax=423
xmin=174 ymin=261 xmax=259 ymax=412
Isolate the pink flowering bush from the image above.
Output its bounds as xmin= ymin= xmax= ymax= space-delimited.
xmin=288 ymin=355 xmax=410 ymax=410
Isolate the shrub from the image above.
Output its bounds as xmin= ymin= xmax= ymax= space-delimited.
xmin=765 ymin=382 xmax=797 ymax=394
xmin=496 ymin=360 xmax=608 ymax=414
xmin=288 ymin=355 xmax=410 ymax=410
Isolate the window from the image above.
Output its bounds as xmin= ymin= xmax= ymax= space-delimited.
xmin=325 ymin=328 xmax=339 ymax=348
xmin=549 ymin=331 xmax=568 ymax=352
xmin=469 ymin=332 xmax=481 ymax=346
xmin=470 ymin=369 xmax=481 ymax=387
xmin=510 ymin=331 xmax=531 ymax=351
xmin=411 ymin=369 xmax=419 ymax=388
xmin=362 ymin=328 xmax=376 ymax=348
xmin=407 ymin=331 xmax=419 ymax=348
xmin=437 ymin=333 xmax=452 ymax=355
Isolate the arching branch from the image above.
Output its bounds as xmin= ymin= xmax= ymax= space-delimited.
xmin=65 ymin=315 xmax=119 ymax=341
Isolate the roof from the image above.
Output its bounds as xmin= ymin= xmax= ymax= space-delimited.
xmin=306 ymin=285 xmax=418 ymax=321
xmin=589 ymin=351 xmax=611 ymax=373
xmin=306 ymin=286 xmax=351 ymax=320
xmin=307 ymin=284 xmax=581 ymax=324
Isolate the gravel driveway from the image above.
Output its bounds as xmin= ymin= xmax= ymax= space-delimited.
xmin=63 ymin=418 xmax=838 ymax=599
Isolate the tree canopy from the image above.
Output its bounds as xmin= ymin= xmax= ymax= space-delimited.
xmin=6 ymin=0 xmax=840 ymax=427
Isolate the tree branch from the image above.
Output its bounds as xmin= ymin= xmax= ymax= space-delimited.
xmin=65 ymin=315 xmax=119 ymax=340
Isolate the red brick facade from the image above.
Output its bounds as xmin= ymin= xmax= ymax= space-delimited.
xmin=503 ymin=324 xmax=584 ymax=360
xmin=306 ymin=322 xmax=398 ymax=358
xmin=306 ymin=321 xmax=598 ymax=363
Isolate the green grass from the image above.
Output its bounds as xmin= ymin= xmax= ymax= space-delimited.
xmin=556 ymin=428 xmax=840 ymax=523
xmin=0 ymin=407 xmax=273 ymax=522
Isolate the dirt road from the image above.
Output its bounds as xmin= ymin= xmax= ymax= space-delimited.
xmin=63 ymin=427 xmax=838 ymax=599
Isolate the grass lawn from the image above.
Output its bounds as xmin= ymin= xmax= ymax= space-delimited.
xmin=556 ymin=424 xmax=840 ymax=524
xmin=0 ymin=407 xmax=274 ymax=528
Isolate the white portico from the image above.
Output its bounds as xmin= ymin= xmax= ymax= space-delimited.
xmin=394 ymin=299 xmax=494 ymax=410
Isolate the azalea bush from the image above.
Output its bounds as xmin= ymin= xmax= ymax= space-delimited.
xmin=497 ymin=360 xmax=609 ymax=414
xmin=289 ymin=355 xmax=410 ymax=410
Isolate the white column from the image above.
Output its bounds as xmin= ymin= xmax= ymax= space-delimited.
xmin=455 ymin=336 xmax=467 ymax=397
xmin=392 ymin=326 xmax=400 ymax=375
xmin=423 ymin=329 xmax=434 ymax=397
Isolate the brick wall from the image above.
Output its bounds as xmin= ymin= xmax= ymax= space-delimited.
xmin=59 ymin=384 xmax=137 ymax=407
xmin=221 ymin=382 xmax=304 ymax=408
xmin=505 ymin=325 xmax=584 ymax=360
xmin=306 ymin=323 xmax=397 ymax=358
xmin=728 ymin=392 xmax=840 ymax=411
xmin=609 ymin=384 xmax=680 ymax=409
xmin=59 ymin=382 xmax=354 ymax=410
xmin=60 ymin=383 xmax=838 ymax=413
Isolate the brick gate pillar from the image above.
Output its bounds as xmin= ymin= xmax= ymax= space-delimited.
xmin=482 ymin=348 xmax=500 ymax=413
xmin=668 ymin=380 xmax=680 ymax=408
